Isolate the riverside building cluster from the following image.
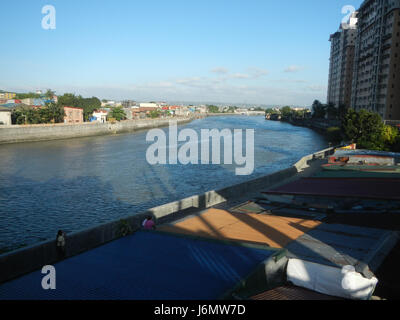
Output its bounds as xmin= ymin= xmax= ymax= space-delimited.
xmin=327 ymin=0 xmax=400 ymax=121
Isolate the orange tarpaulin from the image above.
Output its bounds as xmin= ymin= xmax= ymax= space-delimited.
xmin=158 ymin=208 xmax=321 ymax=248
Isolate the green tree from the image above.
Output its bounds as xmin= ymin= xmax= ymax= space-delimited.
xmin=38 ymin=107 xmax=51 ymax=123
xmin=57 ymin=94 xmax=101 ymax=121
xmin=45 ymin=89 xmax=56 ymax=99
xmin=326 ymin=127 xmax=342 ymax=144
xmin=226 ymin=106 xmax=237 ymax=113
xmin=58 ymin=93 xmax=80 ymax=107
xmin=12 ymin=103 xmax=64 ymax=124
xmin=281 ymin=106 xmax=292 ymax=119
xmin=25 ymin=108 xmax=42 ymax=124
xmin=46 ymin=102 xmax=65 ymax=123
xmin=207 ymin=105 xmax=219 ymax=113
xmin=109 ymin=106 xmax=126 ymax=121
xmin=312 ymin=100 xmax=326 ymax=119
xmin=381 ymin=125 xmax=399 ymax=150
xmin=342 ymin=109 xmax=386 ymax=150
xmin=265 ymin=108 xmax=279 ymax=115
xmin=291 ymin=109 xmax=308 ymax=119
xmin=326 ymin=103 xmax=338 ymax=120
xmin=14 ymin=92 xmax=41 ymax=99
xmin=79 ymin=97 xmax=101 ymax=121
xmin=149 ymin=110 xmax=161 ymax=118
xmin=11 ymin=110 xmax=26 ymax=124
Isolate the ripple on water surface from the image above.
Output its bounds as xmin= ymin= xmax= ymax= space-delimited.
xmin=0 ymin=116 xmax=327 ymax=252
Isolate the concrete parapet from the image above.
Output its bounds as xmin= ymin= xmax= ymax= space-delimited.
xmin=0 ymin=117 xmax=196 ymax=145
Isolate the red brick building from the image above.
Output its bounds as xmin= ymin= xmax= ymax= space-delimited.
xmin=64 ymin=106 xmax=84 ymax=124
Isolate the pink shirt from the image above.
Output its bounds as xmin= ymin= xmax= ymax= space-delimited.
xmin=144 ymin=219 xmax=155 ymax=229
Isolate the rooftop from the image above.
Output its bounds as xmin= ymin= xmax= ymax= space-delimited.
xmin=0 ymin=146 xmax=399 ymax=300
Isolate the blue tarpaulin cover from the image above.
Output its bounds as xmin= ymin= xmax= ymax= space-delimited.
xmin=0 ymin=231 xmax=277 ymax=300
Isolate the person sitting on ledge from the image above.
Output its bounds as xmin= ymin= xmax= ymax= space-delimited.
xmin=56 ymin=230 xmax=66 ymax=259
xmin=143 ymin=216 xmax=156 ymax=230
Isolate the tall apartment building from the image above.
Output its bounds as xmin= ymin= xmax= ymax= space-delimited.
xmin=351 ymin=0 xmax=400 ymax=120
xmin=327 ymin=12 xmax=358 ymax=108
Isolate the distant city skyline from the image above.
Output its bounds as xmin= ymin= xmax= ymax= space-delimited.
xmin=0 ymin=0 xmax=364 ymax=106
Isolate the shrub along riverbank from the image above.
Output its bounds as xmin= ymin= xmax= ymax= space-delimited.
xmin=281 ymin=107 xmax=400 ymax=152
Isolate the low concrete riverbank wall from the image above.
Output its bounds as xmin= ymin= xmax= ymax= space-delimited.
xmin=0 ymin=114 xmax=265 ymax=145
xmin=284 ymin=118 xmax=341 ymax=134
xmin=207 ymin=112 xmax=265 ymax=117
xmin=0 ymin=116 xmax=199 ymax=145
xmin=0 ymin=147 xmax=335 ymax=284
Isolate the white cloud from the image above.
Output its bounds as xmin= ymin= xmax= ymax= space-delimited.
xmin=9 ymin=67 xmax=324 ymax=105
xmin=284 ymin=65 xmax=304 ymax=73
xmin=247 ymin=67 xmax=269 ymax=78
xmin=278 ymin=78 xmax=308 ymax=84
xmin=72 ymin=81 xmax=326 ymax=105
xmin=209 ymin=67 xmax=269 ymax=81
xmin=230 ymin=73 xmax=251 ymax=79
xmin=176 ymin=77 xmax=202 ymax=85
xmin=227 ymin=69 xmax=269 ymax=80
xmin=210 ymin=67 xmax=229 ymax=74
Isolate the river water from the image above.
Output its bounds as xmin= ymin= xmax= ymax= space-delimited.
xmin=0 ymin=116 xmax=327 ymax=253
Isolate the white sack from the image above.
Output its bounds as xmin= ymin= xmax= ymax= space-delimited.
xmin=287 ymin=259 xmax=378 ymax=300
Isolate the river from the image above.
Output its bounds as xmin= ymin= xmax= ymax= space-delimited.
xmin=0 ymin=116 xmax=327 ymax=253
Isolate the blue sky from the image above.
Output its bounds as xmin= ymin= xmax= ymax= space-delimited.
xmin=0 ymin=0 xmax=364 ymax=105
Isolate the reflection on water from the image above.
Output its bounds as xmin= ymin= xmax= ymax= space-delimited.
xmin=0 ymin=116 xmax=327 ymax=252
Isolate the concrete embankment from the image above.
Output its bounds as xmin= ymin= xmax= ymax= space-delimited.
xmin=284 ymin=118 xmax=341 ymax=134
xmin=0 ymin=116 xmax=200 ymax=145
xmin=207 ymin=112 xmax=265 ymax=116
xmin=0 ymin=147 xmax=334 ymax=284
xmin=0 ymin=114 xmax=265 ymax=145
